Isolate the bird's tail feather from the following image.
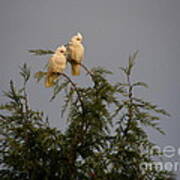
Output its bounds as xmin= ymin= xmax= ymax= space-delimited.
xmin=72 ymin=64 xmax=81 ymax=76
xmin=45 ymin=73 xmax=59 ymax=88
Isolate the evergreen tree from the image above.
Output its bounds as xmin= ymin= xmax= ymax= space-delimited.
xmin=0 ymin=49 xmax=175 ymax=179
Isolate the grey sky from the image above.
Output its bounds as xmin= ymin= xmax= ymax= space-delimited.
xmin=0 ymin=0 xmax=180 ymax=177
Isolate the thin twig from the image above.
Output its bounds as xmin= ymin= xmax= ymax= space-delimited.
xmin=54 ymin=72 xmax=85 ymax=114
xmin=123 ymin=74 xmax=133 ymax=136
xmin=79 ymin=63 xmax=94 ymax=77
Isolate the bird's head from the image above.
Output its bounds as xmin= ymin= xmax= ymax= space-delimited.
xmin=70 ymin=32 xmax=83 ymax=44
xmin=76 ymin=32 xmax=83 ymax=41
xmin=55 ymin=45 xmax=66 ymax=55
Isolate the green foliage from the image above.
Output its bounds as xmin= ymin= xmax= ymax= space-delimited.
xmin=34 ymin=71 xmax=47 ymax=82
xmin=29 ymin=49 xmax=54 ymax=56
xmin=0 ymin=53 xmax=174 ymax=180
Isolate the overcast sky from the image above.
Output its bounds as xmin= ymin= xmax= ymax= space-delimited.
xmin=0 ymin=0 xmax=180 ymax=177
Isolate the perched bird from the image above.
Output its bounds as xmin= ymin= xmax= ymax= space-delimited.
xmin=67 ymin=32 xmax=84 ymax=76
xmin=45 ymin=45 xmax=67 ymax=88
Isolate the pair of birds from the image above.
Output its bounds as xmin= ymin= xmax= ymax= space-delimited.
xmin=45 ymin=32 xmax=84 ymax=88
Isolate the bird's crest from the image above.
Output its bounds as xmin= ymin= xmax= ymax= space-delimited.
xmin=77 ymin=32 xmax=83 ymax=39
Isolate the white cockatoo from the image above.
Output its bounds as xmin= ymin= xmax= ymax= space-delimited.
xmin=45 ymin=45 xmax=67 ymax=88
xmin=68 ymin=32 xmax=84 ymax=76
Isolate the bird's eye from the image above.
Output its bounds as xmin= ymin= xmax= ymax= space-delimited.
xmin=76 ymin=38 xmax=80 ymax=41
xmin=60 ymin=50 xmax=64 ymax=53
